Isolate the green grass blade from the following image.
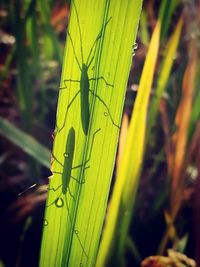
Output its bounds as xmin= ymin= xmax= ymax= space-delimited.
xmin=40 ymin=0 xmax=143 ymax=266
xmin=10 ymin=1 xmax=33 ymax=131
xmin=147 ymin=17 xmax=183 ymax=140
xmin=0 ymin=46 xmax=15 ymax=87
xmin=26 ymin=11 xmax=47 ymax=122
xmin=139 ymin=10 xmax=149 ymax=46
xmin=188 ymin=64 xmax=200 ymax=139
xmin=159 ymin=0 xmax=179 ymax=41
xmin=0 ymin=117 xmax=51 ymax=168
xmin=96 ymin=21 xmax=160 ymax=267
xmin=118 ymin=20 xmax=160 ymax=261
xmin=38 ymin=0 xmax=62 ymax=62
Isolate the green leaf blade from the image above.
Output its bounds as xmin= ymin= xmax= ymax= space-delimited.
xmin=40 ymin=1 xmax=143 ymax=266
xmin=0 ymin=117 xmax=51 ymax=168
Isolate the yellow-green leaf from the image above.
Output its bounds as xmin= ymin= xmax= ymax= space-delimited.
xmin=147 ymin=16 xmax=183 ymax=140
xmin=96 ymin=21 xmax=160 ymax=267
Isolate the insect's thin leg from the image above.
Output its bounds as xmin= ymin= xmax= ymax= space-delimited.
xmin=67 ymin=186 xmax=75 ymax=201
xmin=57 ymin=90 xmax=80 ymax=133
xmin=60 ymin=79 xmax=80 ymax=90
xmin=71 ymin=163 xmax=83 ymax=169
xmin=84 ymin=166 xmax=90 ymax=170
xmin=48 ymin=184 xmax=62 ymax=192
xmin=90 ymin=90 xmax=120 ymax=129
xmin=71 ymin=0 xmax=84 ymax=65
xmin=86 ymin=17 xmax=112 ymax=68
xmin=67 ymin=30 xmax=82 ymax=70
xmin=64 ymin=193 xmax=88 ymax=258
xmin=71 ymin=175 xmax=85 ymax=184
xmin=51 ymin=153 xmax=64 ymax=167
xmin=84 ymin=128 xmax=101 ymax=165
xmin=72 ymin=129 xmax=100 ymax=169
xmin=89 ymin=77 xmax=113 ymax=87
xmin=71 ymin=164 xmax=90 ymax=170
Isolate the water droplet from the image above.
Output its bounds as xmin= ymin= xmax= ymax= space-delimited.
xmin=64 ymin=152 xmax=69 ymax=158
xmin=80 ymin=263 xmax=83 ymax=267
xmin=133 ymin=42 xmax=138 ymax=50
xmin=44 ymin=219 xmax=48 ymax=226
xmin=75 ymin=230 xmax=79 ymax=235
xmin=132 ymin=43 xmax=138 ymax=57
xmin=104 ymin=112 xmax=108 ymax=117
xmin=55 ymin=197 xmax=64 ymax=208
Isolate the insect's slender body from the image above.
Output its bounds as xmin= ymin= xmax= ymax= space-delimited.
xmin=80 ymin=64 xmax=90 ymax=135
xmin=61 ymin=127 xmax=75 ymax=194
xmin=48 ymin=127 xmax=78 ymax=203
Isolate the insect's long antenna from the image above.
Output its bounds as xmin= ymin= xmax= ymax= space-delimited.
xmin=86 ymin=17 xmax=112 ymax=68
xmin=86 ymin=34 xmax=101 ymax=69
xmin=64 ymin=195 xmax=88 ymax=258
xmin=72 ymin=0 xmax=84 ymax=65
xmin=67 ymin=31 xmax=82 ymax=71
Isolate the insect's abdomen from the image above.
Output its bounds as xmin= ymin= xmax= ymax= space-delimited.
xmin=62 ymin=127 xmax=75 ymax=194
xmin=80 ymin=64 xmax=90 ymax=135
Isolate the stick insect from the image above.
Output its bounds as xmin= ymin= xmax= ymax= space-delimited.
xmin=47 ymin=127 xmax=100 ymax=207
xmin=56 ymin=0 xmax=120 ymax=136
xmin=46 ymin=127 xmax=100 ymax=259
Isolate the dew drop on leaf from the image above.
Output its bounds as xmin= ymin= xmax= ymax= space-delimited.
xmin=75 ymin=230 xmax=79 ymax=235
xmin=134 ymin=42 xmax=138 ymax=50
xmin=55 ymin=197 xmax=64 ymax=208
xmin=64 ymin=152 xmax=69 ymax=158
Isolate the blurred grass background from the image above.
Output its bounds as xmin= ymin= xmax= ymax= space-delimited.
xmin=0 ymin=0 xmax=199 ymax=266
